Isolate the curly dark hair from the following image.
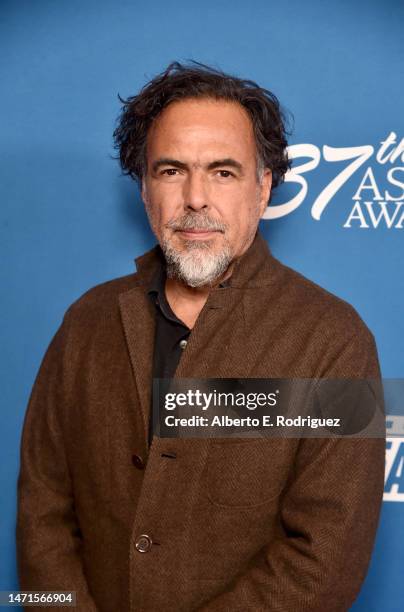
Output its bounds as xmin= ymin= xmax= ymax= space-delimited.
xmin=113 ymin=61 xmax=291 ymax=188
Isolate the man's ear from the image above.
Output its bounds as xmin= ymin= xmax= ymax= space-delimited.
xmin=259 ymin=169 xmax=272 ymax=217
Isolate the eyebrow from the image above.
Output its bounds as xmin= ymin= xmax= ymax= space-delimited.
xmin=151 ymin=157 xmax=244 ymax=174
xmin=152 ymin=158 xmax=188 ymax=172
xmin=207 ymin=158 xmax=244 ymax=173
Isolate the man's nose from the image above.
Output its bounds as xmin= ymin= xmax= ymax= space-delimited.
xmin=182 ymin=172 xmax=209 ymax=212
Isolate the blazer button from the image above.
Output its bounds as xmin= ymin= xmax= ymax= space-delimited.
xmin=132 ymin=454 xmax=145 ymax=470
xmin=135 ymin=534 xmax=153 ymax=553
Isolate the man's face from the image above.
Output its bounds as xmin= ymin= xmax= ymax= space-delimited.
xmin=142 ymin=97 xmax=272 ymax=287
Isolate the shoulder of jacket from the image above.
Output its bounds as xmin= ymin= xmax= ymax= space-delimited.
xmin=62 ymin=272 xmax=138 ymax=323
xmin=269 ymin=258 xmax=375 ymax=345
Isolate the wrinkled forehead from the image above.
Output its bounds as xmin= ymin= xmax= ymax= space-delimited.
xmin=146 ymin=97 xmax=257 ymax=165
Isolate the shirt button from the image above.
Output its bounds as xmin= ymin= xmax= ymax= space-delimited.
xmin=179 ymin=339 xmax=188 ymax=349
xmin=131 ymin=454 xmax=145 ymax=470
xmin=135 ymin=534 xmax=153 ymax=553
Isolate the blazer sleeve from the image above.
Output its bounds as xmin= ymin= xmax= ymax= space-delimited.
xmin=16 ymin=311 xmax=98 ymax=612
xmin=197 ymin=328 xmax=385 ymax=612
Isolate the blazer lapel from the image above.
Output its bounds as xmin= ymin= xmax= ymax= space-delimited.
xmin=175 ymin=288 xmax=247 ymax=379
xmin=175 ymin=232 xmax=278 ymax=380
xmin=118 ymin=246 xmax=164 ymax=445
xmin=119 ymin=286 xmax=156 ymax=443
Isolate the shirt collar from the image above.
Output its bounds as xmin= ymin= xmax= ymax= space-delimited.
xmin=148 ymin=265 xmax=186 ymax=326
xmin=147 ymin=261 xmax=230 ymax=327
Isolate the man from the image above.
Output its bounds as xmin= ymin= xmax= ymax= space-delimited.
xmin=17 ymin=62 xmax=385 ymax=611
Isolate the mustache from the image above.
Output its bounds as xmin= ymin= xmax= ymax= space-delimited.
xmin=166 ymin=213 xmax=227 ymax=233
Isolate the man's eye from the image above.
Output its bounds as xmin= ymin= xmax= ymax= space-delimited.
xmin=162 ymin=168 xmax=179 ymax=176
xmin=217 ymin=170 xmax=234 ymax=178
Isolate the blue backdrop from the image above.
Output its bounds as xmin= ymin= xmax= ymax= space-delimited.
xmin=1 ymin=1 xmax=403 ymax=609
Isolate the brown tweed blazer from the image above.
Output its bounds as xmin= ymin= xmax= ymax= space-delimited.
xmin=17 ymin=232 xmax=385 ymax=612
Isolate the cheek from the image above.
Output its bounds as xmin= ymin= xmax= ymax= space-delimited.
xmin=223 ymin=198 xmax=261 ymax=248
xmin=224 ymin=189 xmax=261 ymax=227
xmin=144 ymin=198 xmax=163 ymax=238
xmin=146 ymin=183 xmax=183 ymax=222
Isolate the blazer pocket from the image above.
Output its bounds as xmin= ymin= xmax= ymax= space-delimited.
xmin=206 ymin=439 xmax=289 ymax=508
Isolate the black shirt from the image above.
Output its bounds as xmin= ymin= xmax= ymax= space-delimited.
xmin=148 ymin=268 xmax=191 ymax=446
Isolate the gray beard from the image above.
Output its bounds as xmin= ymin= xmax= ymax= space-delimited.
xmin=162 ymin=239 xmax=232 ymax=288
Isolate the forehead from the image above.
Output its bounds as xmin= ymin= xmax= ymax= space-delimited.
xmin=146 ymin=98 xmax=257 ymax=161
